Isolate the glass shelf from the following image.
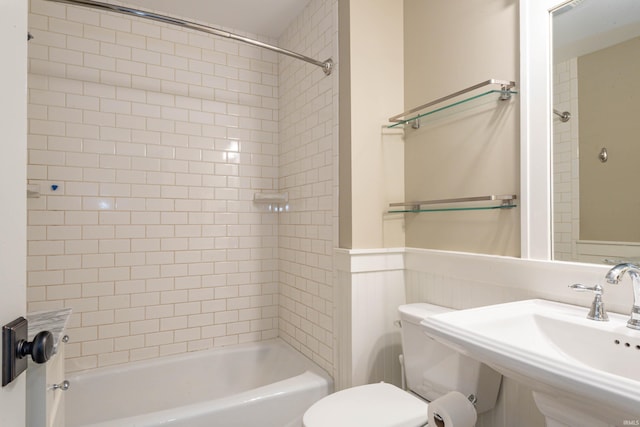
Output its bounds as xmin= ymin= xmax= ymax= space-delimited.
xmin=388 ymin=203 xmax=517 ymax=214
xmin=388 ymin=89 xmax=518 ymax=128
xmin=388 ymin=194 xmax=518 ymax=214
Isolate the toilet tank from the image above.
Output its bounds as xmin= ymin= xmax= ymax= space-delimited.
xmin=399 ymin=303 xmax=502 ymax=414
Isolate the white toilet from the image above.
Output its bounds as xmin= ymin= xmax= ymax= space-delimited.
xmin=303 ymin=303 xmax=502 ymax=427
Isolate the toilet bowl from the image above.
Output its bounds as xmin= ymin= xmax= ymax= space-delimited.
xmin=303 ymin=382 xmax=429 ymax=427
xmin=302 ymin=303 xmax=502 ymax=427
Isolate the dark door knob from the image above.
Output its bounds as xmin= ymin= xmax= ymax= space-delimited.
xmin=17 ymin=330 xmax=54 ymax=364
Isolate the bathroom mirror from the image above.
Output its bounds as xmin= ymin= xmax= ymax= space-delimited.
xmin=551 ymin=0 xmax=640 ymax=264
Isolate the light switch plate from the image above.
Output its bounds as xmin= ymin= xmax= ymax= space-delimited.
xmin=2 ymin=317 xmax=28 ymax=387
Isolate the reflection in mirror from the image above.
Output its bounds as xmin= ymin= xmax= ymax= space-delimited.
xmin=552 ymin=0 xmax=640 ymax=264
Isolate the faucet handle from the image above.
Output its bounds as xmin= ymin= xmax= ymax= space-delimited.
xmin=569 ymin=284 xmax=609 ymax=321
xmin=569 ymin=283 xmax=603 ymax=294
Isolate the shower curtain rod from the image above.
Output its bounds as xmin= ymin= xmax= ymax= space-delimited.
xmin=45 ymin=0 xmax=334 ymax=76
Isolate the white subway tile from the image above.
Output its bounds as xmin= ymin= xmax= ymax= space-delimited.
xmin=47 ymin=195 xmax=82 ymax=211
xmin=145 ymin=331 xmax=173 ymax=346
xmin=175 ymin=69 xmax=201 ymax=85
xmin=98 ymin=351 xmax=130 ymax=367
xmin=114 ymin=308 xmax=145 ymax=323
xmin=65 ymin=182 xmax=99 ymax=196
xmin=227 ymin=79 xmax=251 ymax=95
xmin=82 ymin=254 xmax=115 ymax=268
xmin=99 ymin=267 xmax=130 ymax=282
xmin=30 ymin=58 xmax=66 ymax=79
xmin=187 ymin=110 xmax=214 ymax=125
xmin=49 ymin=16 xmax=83 ymax=36
xmin=29 ymin=211 xmax=65 ymax=226
xmin=187 ymin=313 xmax=213 ymax=328
xmin=82 ymin=310 xmax=115 ymax=327
xmin=100 ymin=13 xmax=131 ymax=32
xmin=66 ymin=4 xmax=100 ymax=25
xmin=114 ymin=225 xmax=146 ymax=239
xmin=160 ymin=263 xmax=187 ymax=278
xmin=130 ymin=265 xmax=160 ymax=280
xmin=30 ymin=90 xmax=64 ymax=108
xmin=116 ymin=59 xmax=146 ymax=76
xmin=98 ymin=295 xmax=130 ymax=310
xmin=65 ymin=269 xmax=98 ymax=285
xmin=130 ymin=19 xmax=160 ymax=37
xmin=27 ymin=0 xmax=336 ymax=370
xmin=131 ymin=292 xmax=159 ymax=308
xmin=47 ymin=255 xmax=82 ymax=270
xmin=144 ymin=251 xmax=172 ymax=266
xmin=114 ymin=252 xmax=145 ymax=267
xmin=174 ymin=328 xmax=201 ymax=343
xmin=116 ymin=31 xmax=145 ymax=49
xmin=115 ymin=199 xmax=146 ymax=212
xmin=130 ymin=319 xmax=159 ymax=335
xmin=84 ymin=25 xmax=116 ymax=43
xmin=159 ymin=342 xmax=186 ymax=357
xmin=82 ymin=339 xmax=114 ymax=356
xmin=67 ymin=152 xmax=100 ymax=168
xmin=46 ymin=283 xmax=82 ymax=300
xmin=129 ymin=346 xmax=161 ymax=362
xmin=100 ymin=71 xmax=133 ymax=88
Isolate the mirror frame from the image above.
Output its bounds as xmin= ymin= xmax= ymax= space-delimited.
xmin=520 ymin=0 xmax=571 ymax=260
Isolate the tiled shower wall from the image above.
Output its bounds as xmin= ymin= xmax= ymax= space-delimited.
xmin=277 ymin=0 xmax=337 ymax=375
xmin=553 ymin=57 xmax=579 ymax=261
xmin=27 ymin=0 xmax=284 ymax=372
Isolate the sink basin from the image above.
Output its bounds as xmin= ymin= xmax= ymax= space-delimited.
xmin=421 ymin=299 xmax=640 ymax=423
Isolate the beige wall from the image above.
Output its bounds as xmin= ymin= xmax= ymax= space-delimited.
xmin=338 ymin=0 xmax=404 ymax=249
xmin=402 ymin=0 xmax=520 ymax=256
xmin=338 ymin=0 xmax=352 ymax=248
xmin=579 ymin=37 xmax=640 ymax=242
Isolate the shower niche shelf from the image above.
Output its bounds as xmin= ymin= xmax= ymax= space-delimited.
xmin=388 ymin=194 xmax=517 ymax=214
xmin=388 ymin=79 xmax=517 ymax=129
xmin=253 ymin=192 xmax=289 ymax=212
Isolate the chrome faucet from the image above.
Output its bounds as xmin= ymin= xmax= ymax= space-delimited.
xmin=605 ymin=263 xmax=640 ymax=330
xmin=568 ymin=284 xmax=609 ymax=321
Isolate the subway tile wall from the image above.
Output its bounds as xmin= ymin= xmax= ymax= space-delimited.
xmin=277 ymin=0 xmax=338 ymax=375
xmin=26 ymin=0 xmax=337 ymax=373
xmin=553 ymin=58 xmax=579 ymax=261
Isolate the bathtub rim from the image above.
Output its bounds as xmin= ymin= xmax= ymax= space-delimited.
xmin=66 ymin=337 xmax=331 ymax=380
xmin=65 ymin=338 xmax=334 ymax=427
xmin=70 ymin=369 xmax=333 ymax=427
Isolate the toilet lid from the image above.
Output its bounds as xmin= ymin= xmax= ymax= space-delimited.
xmin=303 ymin=382 xmax=429 ymax=427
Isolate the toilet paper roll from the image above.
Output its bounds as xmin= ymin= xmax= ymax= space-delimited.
xmin=427 ymin=391 xmax=477 ymax=427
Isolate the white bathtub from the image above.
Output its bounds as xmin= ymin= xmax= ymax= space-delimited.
xmin=65 ymin=339 xmax=333 ymax=427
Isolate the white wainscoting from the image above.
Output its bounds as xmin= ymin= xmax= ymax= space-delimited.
xmin=334 ymin=248 xmax=406 ymax=390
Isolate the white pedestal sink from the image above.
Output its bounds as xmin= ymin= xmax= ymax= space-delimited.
xmin=421 ymin=299 xmax=640 ymax=427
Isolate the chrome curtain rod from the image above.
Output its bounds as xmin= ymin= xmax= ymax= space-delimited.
xmin=45 ymin=0 xmax=334 ymax=76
